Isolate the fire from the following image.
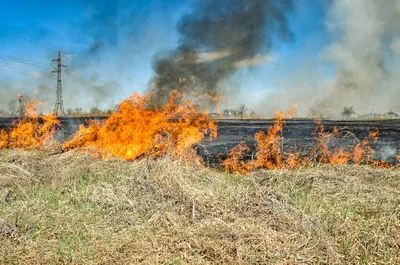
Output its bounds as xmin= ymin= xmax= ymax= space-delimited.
xmin=371 ymin=160 xmax=394 ymax=169
xmin=62 ymin=91 xmax=217 ymax=163
xmin=0 ymin=100 xmax=60 ymax=149
xmin=223 ymin=105 xmax=302 ymax=174
xmin=249 ymin=110 xmax=286 ymax=169
xmin=352 ymin=130 xmax=378 ymax=164
xmin=222 ymin=142 xmax=251 ymax=174
xmin=0 ymin=95 xmax=398 ymax=173
xmin=286 ymin=104 xmax=298 ymax=119
xmin=311 ymin=121 xmax=381 ymax=166
xmin=223 ymin=105 xmax=397 ymax=174
xmin=0 ymin=91 xmax=217 ymax=164
xmin=312 ymin=122 xmax=351 ymax=164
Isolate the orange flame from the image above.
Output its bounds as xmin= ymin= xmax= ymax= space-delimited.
xmin=371 ymin=160 xmax=393 ymax=169
xmin=223 ymin=105 xmax=397 ymax=174
xmin=222 ymin=142 xmax=251 ymax=174
xmin=249 ymin=110 xmax=285 ymax=170
xmin=1 ymin=96 xmax=398 ymax=172
xmin=312 ymin=121 xmax=381 ymax=165
xmin=352 ymin=130 xmax=378 ymax=164
xmin=62 ymin=91 xmax=217 ymax=163
xmin=312 ymin=122 xmax=351 ymax=164
xmin=0 ymin=100 xmax=60 ymax=149
xmin=223 ymin=105 xmax=302 ymax=174
xmin=329 ymin=148 xmax=351 ymax=164
xmin=286 ymin=104 xmax=298 ymax=119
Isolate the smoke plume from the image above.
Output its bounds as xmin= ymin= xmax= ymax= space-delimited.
xmin=149 ymin=0 xmax=293 ymax=108
xmin=257 ymin=0 xmax=400 ymax=117
xmin=318 ymin=0 xmax=400 ymax=115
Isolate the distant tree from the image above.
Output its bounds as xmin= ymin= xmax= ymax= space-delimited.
xmin=90 ymin=107 xmax=102 ymax=115
xmin=390 ymin=105 xmax=400 ymax=113
xmin=250 ymin=110 xmax=256 ymax=118
xmin=66 ymin=108 xmax=73 ymax=116
xmin=73 ymin=107 xmax=84 ymax=115
xmin=236 ymin=104 xmax=248 ymax=120
xmin=342 ymin=106 xmax=355 ymax=118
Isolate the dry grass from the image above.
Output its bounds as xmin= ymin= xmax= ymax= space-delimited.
xmin=0 ymin=150 xmax=399 ymax=264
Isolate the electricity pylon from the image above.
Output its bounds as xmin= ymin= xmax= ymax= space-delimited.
xmin=52 ymin=51 xmax=67 ymax=116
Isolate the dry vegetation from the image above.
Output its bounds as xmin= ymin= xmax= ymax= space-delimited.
xmin=1 ymin=150 xmax=400 ymax=264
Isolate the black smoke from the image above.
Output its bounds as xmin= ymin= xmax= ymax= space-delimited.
xmin=149 ymin=0 xmax=293 ymax=108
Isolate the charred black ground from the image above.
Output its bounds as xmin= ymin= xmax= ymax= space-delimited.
xmin=1 ymin=117 xmax=399 ymax=166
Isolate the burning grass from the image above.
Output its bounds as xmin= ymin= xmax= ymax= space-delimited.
xmin=0 ymin=96 xmax=398 ymax=263
xmin=1 ymin=99 xmax=399 ymax=181
xmin=0 ymin=100 xmax=60 ymax=150
xmin=0 ymin=93 xmax=398 ymax=172
xmin=223 ymin=108 xmax=398 ymax=174
xmin=63 ymin=92 xmax=217 ymax=163
xmin=1 ymin=150 xmax=400 ymax=264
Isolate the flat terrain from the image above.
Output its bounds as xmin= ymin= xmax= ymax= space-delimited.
xmin=206 ymin=119 xmax=400 ymax=165
xmin=1 ymin=117 xmax=400 ymax=165
xmin=1 ymin=150 xmax=400 ymax=264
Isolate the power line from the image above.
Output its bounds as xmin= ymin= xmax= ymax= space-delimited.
xmin=3 ymin=31 xmax=74 ymax=56
xmin=65 ymin=70 xmax=107 ymax=96
xmin=4 ymin=31 xmax=56 ymax=52
xmin=0 ymin=54 xmax=51 ymax=69
xmin=0 ymin=67 xmax=50 ymax=78
xmin=1 ymin=54 xmax=50 ymax=66
xmin=65 ymin=70 xmax=91 ymax=86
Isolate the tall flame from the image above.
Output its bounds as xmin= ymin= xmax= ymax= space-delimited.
xmin=222 ymin=142 xmax=251 ymax=174
xmin=0 ymin=100 xmax=60 ymax=149
xmin=223 ymin=105 xmax=301 ymax=174
xmin=0 ymin=96 xmax=397 ymax=172
xmin=249 ymin=110 xmax=286 ymax=169
xmin=353 ymin=130 xmax=378 ymax=164
xmin=62 ymin=91 xmax=217 ymax=163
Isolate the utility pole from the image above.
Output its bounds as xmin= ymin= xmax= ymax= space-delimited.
xmin=52 ymin=51 xmax=67 ymax=117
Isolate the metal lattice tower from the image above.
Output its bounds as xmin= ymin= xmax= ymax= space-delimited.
xmin=14 ymin=94 xmax=25 ymax=117
xmin=52 ymin=51 xmax=67 ymax=116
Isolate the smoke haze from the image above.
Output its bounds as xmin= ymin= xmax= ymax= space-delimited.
xmin=1 ymin=0 xmax=400 ymax=117
xmin=258 ymin=0 xmax=400 ymax=117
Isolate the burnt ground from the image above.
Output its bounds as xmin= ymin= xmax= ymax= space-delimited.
xmin=201 ymin=119 xmax=400 ymax=166
xmin=1 ymin=117 xmax=399 ymax=165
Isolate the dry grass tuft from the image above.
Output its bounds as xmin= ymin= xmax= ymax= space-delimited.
xmin=0 ymin=150 xmax=399 ymax=264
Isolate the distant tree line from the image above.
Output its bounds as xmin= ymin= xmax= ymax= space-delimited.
xmin=65 ymin=107 xmax=115 ymax=116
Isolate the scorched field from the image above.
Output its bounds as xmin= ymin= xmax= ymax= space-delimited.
xmin=0 ymin=97 xmax=399 ymax=264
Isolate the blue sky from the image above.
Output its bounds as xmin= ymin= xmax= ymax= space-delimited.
xmin=0 ymin=0 xmax=332 ymax=110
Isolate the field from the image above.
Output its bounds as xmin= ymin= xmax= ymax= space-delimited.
xmin=1 ymin=149 xmax=400 ymax=264
xmin=206 ymin=119 xmax=400 ymax=166
xmin=1 ymin=117 xmax=399 ymax=165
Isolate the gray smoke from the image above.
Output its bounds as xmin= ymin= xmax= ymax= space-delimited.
xmin=318 ymin=0 xmax=400 ymax=116
xmin=149 ymin=0 xmax=293 ymax=108
xmin=257 ymin=0 xmax=400 ymax=117
xmin=0 ymin=71 xmax=52 ymax=115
